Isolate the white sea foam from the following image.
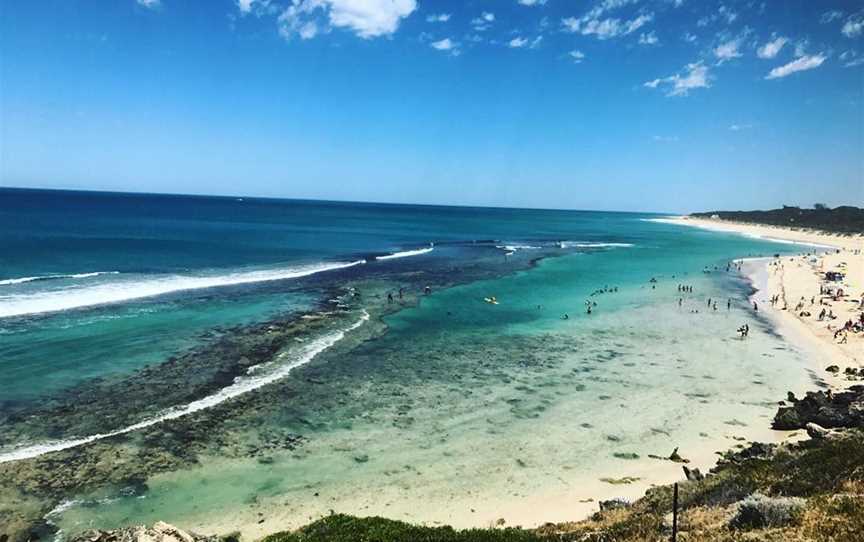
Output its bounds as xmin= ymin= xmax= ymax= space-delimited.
xmin=496 ymin=244 xmax=541 ymax=251
xmin=560 ymin=242 xmax=634 ymax=249
xmin=0 ymin=271 xmax=119 ymax=286
xmin=0 ymin=311 xmax=369 ymax=464
xmin=0 ymin=261 xmax=365 ymax=319
xmin=375 ymin=246 xmax=434 ymax=260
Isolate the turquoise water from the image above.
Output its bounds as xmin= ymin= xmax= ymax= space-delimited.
xmin=0 ymin=189 xmax=817 ymax=537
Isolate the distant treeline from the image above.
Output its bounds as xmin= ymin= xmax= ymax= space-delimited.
xmin=691 ymin=205 xmax=864 ymax=235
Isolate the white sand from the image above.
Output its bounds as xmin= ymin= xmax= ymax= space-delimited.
xmin=667 ymin=216 xmax=863 ymax=377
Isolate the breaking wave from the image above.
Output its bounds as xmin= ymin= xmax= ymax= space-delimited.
xmin=0 ymin=311 xmax=369 ymax=463
xmin=0 ymin=261 xmax=365 ymax=319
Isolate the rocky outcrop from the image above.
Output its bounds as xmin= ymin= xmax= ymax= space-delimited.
xmin=71 ymin=522 xmax=220 ymax=542
xmin=772 ymin=385 xmax=864 ymax=430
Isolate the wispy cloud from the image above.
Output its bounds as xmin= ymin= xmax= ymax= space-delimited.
xmin=508 ymin=36 xmax=529 ymax=48
xmin=714 ymin=38 xmax=743 ymax=63
xmin=518 ymin=0 xmax=548 ymax=6
xmin=430 ymin=38 xmax=457 ymax=54
xmin=568 ymin=50 xmax=586 ymax=63
xmin=645 ymin=61 xmax=710 ymax=97
xmin=136 ymin=0 xmax=161 ymax=9
xmin=729 ymin=123 xmax=753 ymax=131
xmin=426 ymin=13 xmax=450 ymax=23
xmin=652 ymin=135 xmax=679 ymax=142
xmin=820 ymin=10 xmax=843 ymax=24
xmin=561 ymin=0 xmax=653 ymax=40
xmin=765 ymin=54 xmax=826 ymax=79
xmin=471 ymin=11 xmax=495 ymax=31
xmin=840 ymin=50 xmax=864 ymax=67
xmin=562 ymin=13 xmax=654 ymax=40
xmin=718 ymin=5 xmax=737 ymax=24
xmin=638 ymin=31 xmax=659 ymax=45
xmin=757 ymin=36 xmax=788 ymax=59
xmin=278 ymin=0 xmax=416 ymax=40
xmin=842 ymin=13 xmax=863 ymax=37
xmin=697 ymin=5 xmax=737 ymax=27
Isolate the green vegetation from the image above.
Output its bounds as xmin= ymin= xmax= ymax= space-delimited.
xmin=260 ymin=514 xmax=541 ymax=542
xmin=690 ymin=205 xmax=864 ymax=234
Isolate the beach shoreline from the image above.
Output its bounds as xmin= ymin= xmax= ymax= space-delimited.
xmin=663 ymin=216 xmax=863 ymax=379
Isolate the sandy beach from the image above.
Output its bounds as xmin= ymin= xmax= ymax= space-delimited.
xmin=665 ymin=216 xmax=864 ymax=378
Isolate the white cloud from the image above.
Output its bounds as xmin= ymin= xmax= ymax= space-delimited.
xmin=137 ymin=0 xmax=160 ymax=9
xmin=237 ymin=0 xmax=277 ymax=17
xmin=518 ymin=0 xmax=547 ymax=5
xmin=638 ymin=31 xmax=658 ymax=45
xmin=562 ymin=12 xmax=654 ymax=40
xmin=278 ymin=0 xmax=416 ymax=40
xmin=729 ymin=123 xmax=753 ymax=131
xmin=568 ymin=50 xmax=586 ymax=63
xmin=842 ymin=15 xmax=863 ymax=37
xmin=718 ymin=5 xmax=737 ymax=24
xmin=471 ymin=11 xmax=495 ymax=30
xmin=757 ymin=36 xmax=787 ymax=59
xmin=714 ymin=38 xmax=742 ymax=62
xmin=644 ymin=61 xmax=710 ymax=97
xmin=697 ymin=5 xmax=737 ymax=27
xmin=682 ymin=32 xmax=697 ymax=43
xmin=426 ymin=13 xmax=450 ymax=23
xmin=821 ymin=10 xmax=843 ymax=24
xmin=625 ymin=13 xmax=653 ymax=33
xmin=652 ymin=135 xmax=679 ymax=142
xmin=508 ymin=37 xmax=528 ymax=48
xmin=765 ymin=54 xmax=826 ymax=79
xmin=840 ymin=50 xmax=864 ymax=67
xmin=560 ymin=0 xmax=652 ymax=40
xmin=431 ymin=38 xmax=455 ymax=51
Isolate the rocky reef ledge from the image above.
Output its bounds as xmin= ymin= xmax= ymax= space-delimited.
xmin=58 ymin=386 xmax=864 ymax=542
xmin=72 ymin=522 xmax=227 ymax=542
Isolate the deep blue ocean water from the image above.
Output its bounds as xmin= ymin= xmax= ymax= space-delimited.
xmin=0 ymin=188 xmax=660 ymax=401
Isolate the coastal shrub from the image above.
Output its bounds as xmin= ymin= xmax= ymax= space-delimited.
xmin=801 ymin=482 xmax=864 ymax=542
xmin=260 ymin=514 xmax=543 ymax=542
xmin=729 ymin=493 xmax=805 ymax=530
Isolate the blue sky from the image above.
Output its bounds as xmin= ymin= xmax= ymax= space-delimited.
xmin=1 ymin=0 xmax=862 ymax=212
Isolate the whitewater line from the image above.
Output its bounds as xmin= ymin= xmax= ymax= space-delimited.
xmin=560 ymin=242 xmax=634 ymax=248
xmin=0 ymin=271 xmax=120 ymax=286
xmin=375 ymin=245 xmax=434 ymax=260
xmin=0 ymin=260 xmax=366 ymax=319
xmin=0 ymin=311 xmax=369 ymax=464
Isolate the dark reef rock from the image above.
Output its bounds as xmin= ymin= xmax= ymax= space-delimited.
xmin=772 ymin=386 xmax=864 ymax=430
xmin=70 ymin=522 xmax=217 ymax=542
